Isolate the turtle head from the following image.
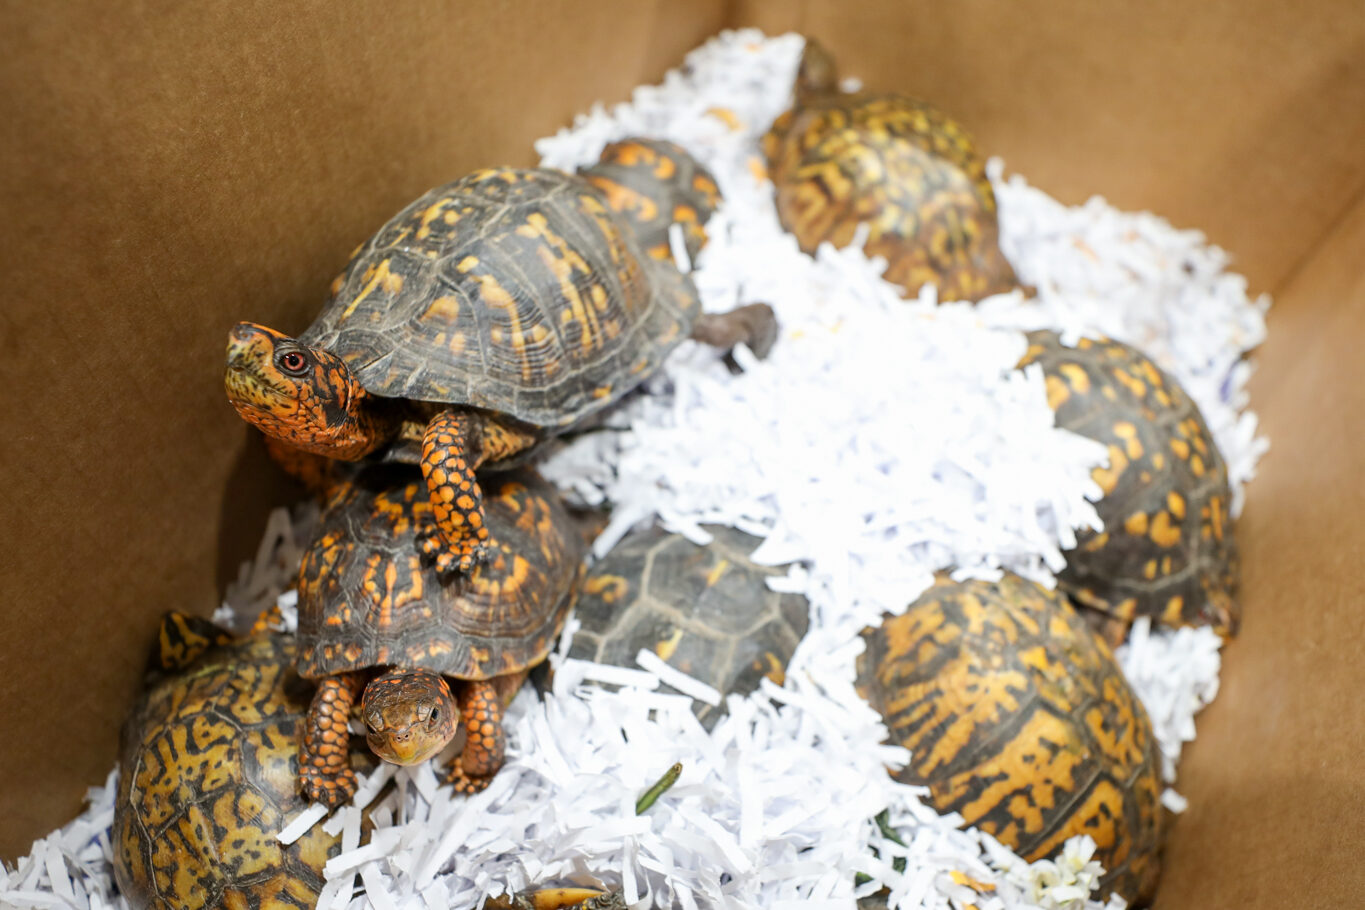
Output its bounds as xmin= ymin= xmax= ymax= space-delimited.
xmin=225 ymin=323 xmax=382 ymax=459
xmin=361 ymin=669 xmax=460 ymax=766
xmin=796 ymin=38 xmax=839 ymax=98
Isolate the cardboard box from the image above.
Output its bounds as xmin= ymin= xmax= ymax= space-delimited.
xmin=1 ymin=1 xmax=1361 ymax=905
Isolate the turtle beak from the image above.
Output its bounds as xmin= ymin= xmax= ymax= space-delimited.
xmin=371 ymin=728 xmax=445 ymax=766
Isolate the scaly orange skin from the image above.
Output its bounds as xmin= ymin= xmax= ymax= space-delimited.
xmin=299 ymin=666 xmax=525 ymax=807
xmin=225 ymin=323 xmax=536 ymax=574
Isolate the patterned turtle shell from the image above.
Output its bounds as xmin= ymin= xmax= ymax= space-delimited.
xmin=1020 ymin=330 xmax=1239 ymax=636
xmin=296 ymin=468 xmax=583 ymax=680
xmin=856 ymin=573 xmax=1162 ymax=905
xmin=114 ymin=613 xmax=373 ymax=910
xmin=566 ymin=524 xmax=809 ymax=728
xmin=300 ymin=165 xmax=701 ymax=429
xmin=579 ymin=137 xmax=721 ymax=266
xmin=763 ymin=42 xmax=1018 ymax=303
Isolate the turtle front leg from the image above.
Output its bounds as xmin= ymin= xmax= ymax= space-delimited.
xmin=417 ymin=410 xmax=536 ymax=575
xmin=300 ymin=672 xmax=366 ymax=808
xmin=443 ymin=675 xmax=524 ymax=794
xmin=691 ymin=303 xmax=779 ymax=359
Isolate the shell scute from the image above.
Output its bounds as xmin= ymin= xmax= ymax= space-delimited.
xmin=296 ymin=469 xmax=582 ymax=680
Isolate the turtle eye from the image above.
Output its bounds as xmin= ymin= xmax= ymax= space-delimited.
xmin=278 ymin=350 xmax=309 ymax=375
xmin=427 ymin=707 xmax=440 ymax=727
xmin=366 ymin=714 xmax=385 ymax=733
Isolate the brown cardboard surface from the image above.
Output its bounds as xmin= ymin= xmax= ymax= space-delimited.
xmin=1 ymin=2 xmax=1363 ymax=904
xmin=1153 ymin=193 xmax=1365 ymax=908
xmin=0 ymin=0 xmax=725 ymax=859
xmin=737 ymin=0 xmax=1365 ymax=294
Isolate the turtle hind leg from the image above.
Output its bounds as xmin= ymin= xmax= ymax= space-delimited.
xmin=417 ymin=411 xmax=537 ymax=575
xmin=444 ymin=674 xmax=525 ymax=794
xmin=299 ymin=673 xmax=365 ymax=808
xmin=691 ymin=303 xmax=779 ymax=359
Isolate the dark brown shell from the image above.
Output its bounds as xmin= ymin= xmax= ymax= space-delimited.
xmin=296 ymin=469 xmax=583 ymax=680
xmin=856 ymin=573 xmax=1162 ymax=905
xmin=763 ymin=88 xmax=1017 ymax=303
xmin=114 ymin=627 xmax=372 ymax=910
xmin=300 ymin=167 xmax=700 ymax=429
xmin=567 ymin=524 xmax=809 ymax=728
xmin=1020 ymin=330 xmax=1239 ymax=634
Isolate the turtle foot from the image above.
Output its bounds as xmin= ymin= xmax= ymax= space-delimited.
xmin=443 ymin=762 xmax=494 ymax=796
xmin=299 ymin=764 xmax=357 ymax=809
xmin=417 ymin=522 xmax=489 ymax=575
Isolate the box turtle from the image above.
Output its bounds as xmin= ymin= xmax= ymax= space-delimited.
xmin=856 ymin=572 xmax=1162 ymax=905
xmin=226 ymin=138 xmax=775 ymax=577
xmin=566 ymin=524 xmax=809 ymax=728
xmin=295 ymin=468 xmax=582 ymax=807
xmin=113 ymin=612 xmax=374 ymax=910
xmin=1019 ymin=330 xmax=1239 ymax=640
xmin=763 ymin=39 xmax=1018 ymax=302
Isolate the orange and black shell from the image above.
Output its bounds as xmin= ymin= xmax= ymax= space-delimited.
xmin=113 ymin=628 xmax=374 ymax=910
xmin=567 ymin=524 xmax=809 ymax=729
xmin=855 ymin=573 xmax=1162 ymax=905
xmin=763 ymin=90 xmax=1018 ymax=303
xmin=578 ymin=137 xmax=721 ymax=265
xmin=1020 ymin=330 xmax=1239 ymax=635
xmin=301 ymin=166 xmax=702 ymax=430
xmin=296 ymin=468 xmax=583 ymax=681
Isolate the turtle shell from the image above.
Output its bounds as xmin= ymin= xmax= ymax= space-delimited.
xmin=578 ymin=137 xmax=722 ymax=265
xmin=763 ymin=90 xmax=1018 ymax=303
xmin=113 ymin=621 xmax=373 ymax=910
xmin=1020 ymin=330 xmax=1239 ymax=635
xmin=296 ymin=468 xmax=583 ymax=680
xmin=856 ymin=573 xmax=1162 ymax=905
xmin=567 ymin=524 xmax=809 ymax=728
xmin=300 ymin=167 xmax=699 ymax=429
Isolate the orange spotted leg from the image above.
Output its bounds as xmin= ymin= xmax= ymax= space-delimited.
xmin=417 ymin=410 xmax=536 ymax=575
xmin=444 ymin=674 xmax=526 ymax=794
xmin=300 ymin=672 xmax=366 ymax=808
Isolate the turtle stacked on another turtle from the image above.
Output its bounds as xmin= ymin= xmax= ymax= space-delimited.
xmin=225 ymin=138 xmax=776 ymax=578
xmin=294 ymin=468 xmax=583 ymax=807
xmin=763 ymin=40 xmax=1018 ymax=302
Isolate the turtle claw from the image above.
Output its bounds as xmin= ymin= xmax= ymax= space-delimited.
xmin=299 ymin=764 xmax=357 ymax=809
xmin=416 ymin=522 xmax=488 ymax=575
xmin=444 ymin=762 xmax=494 ymax=796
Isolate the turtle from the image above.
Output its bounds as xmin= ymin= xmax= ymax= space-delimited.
xmin=566 ymin=524 xmax=809 ymax=729
xmin=226 ymin=138 xmax=776 ymax=577
xmin=855 ymin=572 xmax=1163 ymax=906
xmin=578 ymin=137 xmax=721 ymax=265
xmin=1019 ymin=330 xmax=1239 ymax=640
xmin=762 ymin=39 xmax=1018 ymax=302
xmin=113 ymin=611 xmax=374 ymax=910
xmin=294 ymin=467 xmax=582 ymax=807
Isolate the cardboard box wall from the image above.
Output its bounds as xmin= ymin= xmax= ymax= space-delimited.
xmin=0 ymin=1 xmax=1360 ymax=905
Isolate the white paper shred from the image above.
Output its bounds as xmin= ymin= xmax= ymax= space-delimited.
xmin=4 ymin=28 xmax=1264 ymax=910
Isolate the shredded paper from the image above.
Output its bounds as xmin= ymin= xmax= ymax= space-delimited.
xmin=3 ymin=30 xmax=1267 ymax=910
